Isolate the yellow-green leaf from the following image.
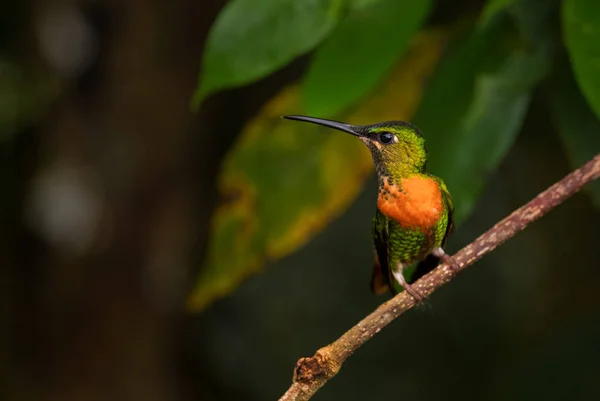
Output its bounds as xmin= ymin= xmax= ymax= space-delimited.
xmin=188 ymin=30 xmax=448 ymax=311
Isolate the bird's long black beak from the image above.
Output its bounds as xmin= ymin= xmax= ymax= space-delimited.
xmin=283 ymin=115 xmax=364 ymax=137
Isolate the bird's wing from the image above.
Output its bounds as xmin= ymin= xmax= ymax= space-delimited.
xmin=370 ymin=209 xmax=396 ymax=295
xmin=440 ymin=180 xmax=454 ymax=246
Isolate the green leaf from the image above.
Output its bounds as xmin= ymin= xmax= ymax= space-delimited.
xmin=551 ymin=63 xmax=600 ymax=207
xmin=188 ymin=30 xmax=448 ymax=311
xmin=302 ymin=0 xmax=431 ymax=117
xmin=192 ymin=0 xmax=344 ymax=108
xmin=413 ymin=12 xmax=550 ymax=222
xmin=563 ymin=0 xmax=600 ymax=120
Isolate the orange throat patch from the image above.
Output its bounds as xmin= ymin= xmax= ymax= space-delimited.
xmin=377 ymin=175 xmax=443 ymax=231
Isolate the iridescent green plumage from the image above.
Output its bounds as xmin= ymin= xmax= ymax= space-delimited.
xmin=283 ymin=115 xmax=456 ymax=300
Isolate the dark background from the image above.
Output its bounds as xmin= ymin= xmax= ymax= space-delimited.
xmin=2 ymin=1 xmax=599 ymax=400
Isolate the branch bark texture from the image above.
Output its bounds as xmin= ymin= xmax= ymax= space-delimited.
xmin=279 ymin=153 xmax=600 ymax=401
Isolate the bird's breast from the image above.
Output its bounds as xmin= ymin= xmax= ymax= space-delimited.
xmin=377 ymin=175 xmax=443 ymax=231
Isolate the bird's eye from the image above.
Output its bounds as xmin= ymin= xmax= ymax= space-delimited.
xmin=378 ymin=131 xmax=396 ymax=144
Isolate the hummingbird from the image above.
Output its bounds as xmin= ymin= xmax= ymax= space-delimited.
xmin=283 ymin=115 xmax=458 ymax=301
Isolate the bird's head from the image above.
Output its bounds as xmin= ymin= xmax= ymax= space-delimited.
xmin=283 ymin=115 xmax=428 ymax=180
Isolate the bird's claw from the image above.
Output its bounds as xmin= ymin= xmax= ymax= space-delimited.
xmin=402 ymin=283 xmax=424 ymax=303
xmin=440 ymin=253 xmax=459 ymax=272
xmin=432 ymin=248 xmax=460 ymax=273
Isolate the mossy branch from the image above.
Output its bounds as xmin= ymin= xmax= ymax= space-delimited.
xmin=279 ymin=153 xmax=600 ymax=401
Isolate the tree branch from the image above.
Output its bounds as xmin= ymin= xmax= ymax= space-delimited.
xmin=279 ymin=153 xmax=600 ymax=401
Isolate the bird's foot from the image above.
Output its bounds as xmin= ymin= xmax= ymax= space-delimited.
xmin=402 ymin=283 xmax=424 ymax=303
xmin=392 ymin=269 xmax=424 ymax=302
xmin=432 ymin=247 xmax=459 ymax=273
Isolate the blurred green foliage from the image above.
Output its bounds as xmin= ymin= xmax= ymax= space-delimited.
xmin=480 ymin=0 xmax=516 ymax=25
xmin=191 ymin=0 xmax=600 ymax=310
